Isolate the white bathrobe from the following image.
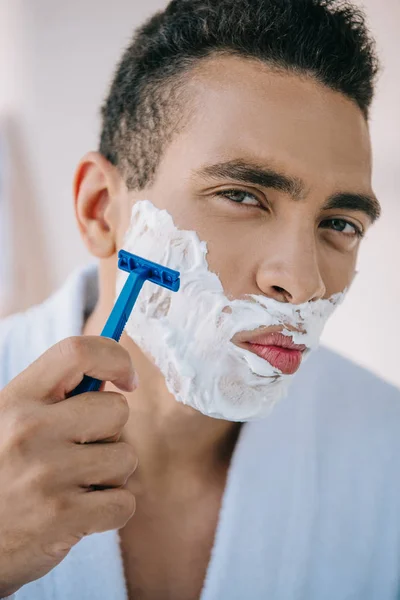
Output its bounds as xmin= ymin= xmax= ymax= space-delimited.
xmin=1 ymin=266 xmax=400 ymax=600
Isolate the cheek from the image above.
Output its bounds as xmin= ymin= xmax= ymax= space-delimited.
xmin=206 ymin=242 xmax=251 ymax=298
xmin=319 ymin=248 xmax=358 ymax=296
xmin=193 ymin=220 xmax=263 ymax=298
xmin=117 ymin=198 xmax=140 ymax=248
xmin=128 ymin=192 xmax=264 ymax=298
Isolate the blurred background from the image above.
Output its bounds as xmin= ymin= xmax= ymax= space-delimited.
xmin=0 ymin=0 xmax=399 ymax=387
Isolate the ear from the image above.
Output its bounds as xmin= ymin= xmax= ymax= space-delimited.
xmin=73 ymin=152 xmax=122 ymax=258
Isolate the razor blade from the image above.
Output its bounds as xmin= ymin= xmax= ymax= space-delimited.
xmin=69 ymin=250 xmax=180 ymax=397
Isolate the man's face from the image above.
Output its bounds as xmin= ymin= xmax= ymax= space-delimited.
xmin=90 ymin=54 xmax=380 ymax=421
xmin=114 ymin=55 xmax=378 ymax=305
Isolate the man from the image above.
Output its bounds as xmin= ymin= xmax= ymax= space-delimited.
xmin=1 ymin=0 xmax=400 ymax=598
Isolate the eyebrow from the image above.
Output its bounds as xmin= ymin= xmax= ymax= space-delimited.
xmin=198 ymin=159 xmax=305 ymax=200
xmin=322 ymin=193 xmax=381 ymax=222
xmin=195 ymin=159 xmax=381 ymax=222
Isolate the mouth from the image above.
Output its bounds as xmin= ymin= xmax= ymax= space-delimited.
xmin=236 ymin=330 xmax=307 ymax=375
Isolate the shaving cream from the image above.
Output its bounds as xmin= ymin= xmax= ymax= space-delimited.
xmin=117 ymin=200 xmax=344 ymax=421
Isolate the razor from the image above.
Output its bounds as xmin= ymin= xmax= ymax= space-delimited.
xmin=70 ymin=250 xmax=180 ymax=397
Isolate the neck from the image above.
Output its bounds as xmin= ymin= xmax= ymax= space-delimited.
xmin=83 ymin=263 xmax=241 ymax=491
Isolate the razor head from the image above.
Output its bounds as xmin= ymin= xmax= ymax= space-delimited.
xmin=118 ymin=249 xmax=180 ymax=292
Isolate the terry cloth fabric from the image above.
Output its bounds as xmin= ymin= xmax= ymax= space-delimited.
xmin=1 ymin=265 xmax=400 ymax=600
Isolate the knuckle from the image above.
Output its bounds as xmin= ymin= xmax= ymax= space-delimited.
xmin=122 ymin=491 xmax=137 ymax=519
xmin=58 ymin=337 xmax=87 ymax=367
xmin=88 ymin=490 xmax=136 ymax=532
xmin=45 ymin=494 xmax=71 ymax=521
xmin=122 ymin=348 xmax=134 ymax=369
xmin=0 ymin=381 xmax=18 ymax=409
xmin=113 ymin=491 xmax=136 ymax=524
xmin=112 ymin=393 xmax=129 ymax=421
xmin=6 ymin=408 xmax=43 ymax=451
xmin=114 ymin=345 xmax=134 ymax=375
xmin=120 ymin=443 xmax=138 ymax=472
xmin=40 ymin=537 xmax=78 ymax=562
xmin=128 ymin=449 xmax=139 ymax=473
xmin=31 ymin=459 xmax=58 ymax=490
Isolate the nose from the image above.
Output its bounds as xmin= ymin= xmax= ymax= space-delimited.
xmin=256 ymin=226 xmax=326 ymax=304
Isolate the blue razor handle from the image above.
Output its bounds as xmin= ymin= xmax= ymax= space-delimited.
xmin=69 ymin=250 xmax=180 ymax=397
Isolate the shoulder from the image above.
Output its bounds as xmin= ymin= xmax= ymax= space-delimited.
xmin=243 ymin=347 xmax=400 ymax=505
xmin=0 ymin=264 xmax=98 ymax=390
xmin=0 ymin=304 xmax=47 ymax=388
xmin=307 ymin=346 xmax=400 ymax=415
xmin=292 ymin=346 xmax=400 ymax=459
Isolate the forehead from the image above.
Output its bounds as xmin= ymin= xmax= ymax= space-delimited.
xmin=169 ymin=54 xmax=372 ymax=190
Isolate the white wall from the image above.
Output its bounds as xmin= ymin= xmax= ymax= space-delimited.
xmin=0 ymin=0 xmax=399 ymax=388
xmin=321 ymin=0 xmax=400 ymax=386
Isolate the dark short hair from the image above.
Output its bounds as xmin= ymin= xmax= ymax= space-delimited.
xmin=99 ymin=0 xmax=379 ymax=190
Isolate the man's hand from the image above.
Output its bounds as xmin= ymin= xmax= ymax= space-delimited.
xmin=0 ymin=337 xmax=138 ymax=597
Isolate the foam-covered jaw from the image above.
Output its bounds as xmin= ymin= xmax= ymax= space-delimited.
xmin=117 ymin=200 xmax=345 ymax=422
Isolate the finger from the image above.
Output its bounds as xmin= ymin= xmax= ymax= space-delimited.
xmin=5 ymin=337 xmax=137 ymax=404
xmin=67 ymin=442 xmax=138 ymax=489
xmin=75 ymin=487 xmax=136 ymax=534
xmin=52 ymin=392 xmax=130 ymax=443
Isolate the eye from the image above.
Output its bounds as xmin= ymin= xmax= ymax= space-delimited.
xmin=215 ymin=189 xmax=261 ymax=207
xmin=320 ymin=218 xmax=363 ymax=238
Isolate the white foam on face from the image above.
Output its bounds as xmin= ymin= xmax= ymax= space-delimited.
xmin=117 ymin=200 xmax=345 ymax=422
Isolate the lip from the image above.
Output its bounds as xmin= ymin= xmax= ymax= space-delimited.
xmin=238 ymin=331 xmax=306 ymax=375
